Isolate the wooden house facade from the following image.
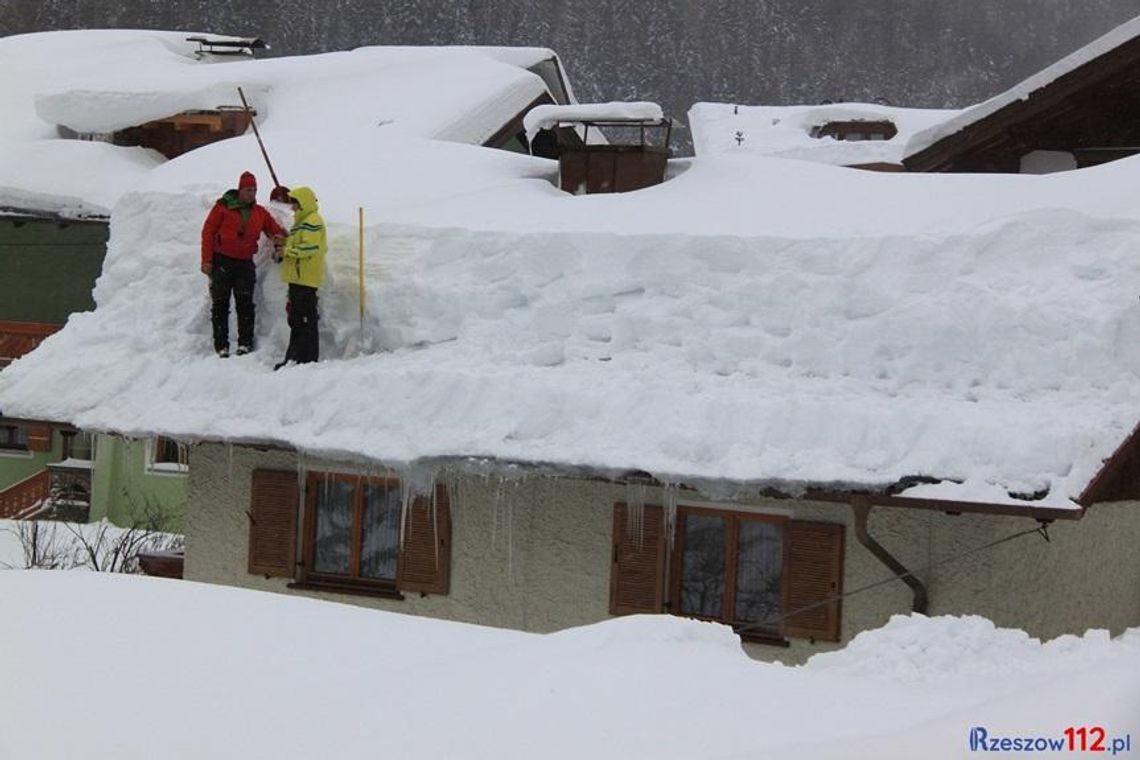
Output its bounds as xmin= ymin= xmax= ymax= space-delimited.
xmin=905 ymin=23 xmax=1140 ymax=173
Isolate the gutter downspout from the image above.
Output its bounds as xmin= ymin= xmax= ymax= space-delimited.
xmin=851 ymin=495 xmax=929 ymax=614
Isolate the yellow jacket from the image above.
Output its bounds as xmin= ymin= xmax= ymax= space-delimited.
xmin=281 ymin=186 xmax=327 ymax=288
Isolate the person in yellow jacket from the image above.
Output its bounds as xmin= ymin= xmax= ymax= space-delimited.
xmin=273 ymin=186 xmax=327 ymax=369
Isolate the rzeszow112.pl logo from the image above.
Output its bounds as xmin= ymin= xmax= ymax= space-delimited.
xmin=969 ymin=726 xmax=1133 ymax=754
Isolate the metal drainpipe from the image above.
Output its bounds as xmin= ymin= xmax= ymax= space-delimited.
xmin=850 ymin=496 xmax=929 ymax=615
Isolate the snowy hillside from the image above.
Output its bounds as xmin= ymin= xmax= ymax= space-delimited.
xmin=0 ymin=572 xmax=1135 ymax=760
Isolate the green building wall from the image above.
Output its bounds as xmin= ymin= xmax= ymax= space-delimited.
xmin=89 ymin=435 xmax=185 ymax=533
xmin=0 ymin=216 xmax=106 ymax=323
xmin=0 ymin=435 xmax=64 ymax=490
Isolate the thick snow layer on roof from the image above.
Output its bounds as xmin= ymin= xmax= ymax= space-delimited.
xmin=4 ymin=125 xmax=1140 ymax=506
xmin=690 ymin=102 xmax=956 ymax=165
xmin=1 ymin=573 xmax=1137 ymax=759
xmin=523 ymin=101 xmax=664 ymax=143
xmin=0 ymin=30 xmax=554 ymax=216
xmin=0 ymin=140 xmax=162 ymax=216
xmin=34 ymin=46 xmax=545 ymax=141
xmin=906 ymin=14 xmax=1140 ymax=158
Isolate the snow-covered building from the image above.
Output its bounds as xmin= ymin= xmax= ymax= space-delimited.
xmin=904 ymin=15 xmax=1140 ymax=173
xmin=0 ymin=30 xmax=576 ymax=528
xmin=689 ymin=101 xmax=955 ymax=171
xmin=694 ymin=14 xmax=1140 ymax=176
xmin=4 ymin=27 xmax=1140 ymax=662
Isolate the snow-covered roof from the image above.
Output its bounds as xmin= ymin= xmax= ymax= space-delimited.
xmin=3 ymin=115 xmax=1140 ymax=511
xmin=0 ymin=30 xmax=562 ymax=216
xmin=905 ymin=14 xmax=1140 ymax=159
xmin=523 ymin=101 xmax=664 ymax=143
xmin=690 ymin=102 xmax=957 ymax=166
xmin=5 ymin=31 xmax=1140 ymax=512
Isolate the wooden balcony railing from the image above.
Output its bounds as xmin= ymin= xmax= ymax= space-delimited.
xmin=0 ymin=469 xmax=50 ymax=519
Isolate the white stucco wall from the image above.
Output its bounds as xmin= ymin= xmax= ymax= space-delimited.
xmin=185 ymin=443 xmax=1140 ymax=664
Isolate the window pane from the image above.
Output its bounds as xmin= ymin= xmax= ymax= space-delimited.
xmin=734 ymin=520 xmax=783 ymax=630
xmin=0 ymin=425 xmax=26 ymax=448
xmin=155 ymin=437 xmax=182 ymax=464
xmin=313 ymin=479 xmax=354 ymax=575
xmin=678 ymin=513 xmax=726 ymax=619
xmin=360 ymin=483 xmax=401 ymax=580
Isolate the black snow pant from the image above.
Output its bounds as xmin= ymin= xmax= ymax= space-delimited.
xmin=283 ymin=284 xmax=319 ymax=364
xmin=210 ymin=254 xmax=256 ymax=352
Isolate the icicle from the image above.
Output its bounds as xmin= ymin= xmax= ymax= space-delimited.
xmin=123 ymin=436 xmax=134 ymax=493
xmin=399 ymin=470 xmax=411 ymax=552
xmin=226 ymin=442 xmax=234 ymax=492
xmin=431 ymin=472 xmax=440 ymax=566
xmin=663 ymin=482 xmax=678 ymax=555
xmin=507 ymin=479 xmax=515 ymax=582
xmin=296 ymin=449 xmax=306 ymax=505
xmin=491 ymin=475 xmax=504 ymax=551
xmin=625 ymin=481 xmax=647 ymax=549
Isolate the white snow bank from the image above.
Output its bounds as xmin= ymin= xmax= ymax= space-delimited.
xmin=690 ymin=101 xmax=956 ymax=165
xmin=523 ymin=101 xmax=664 ymax=143
xmin=0 ymin=573 xmax=1135 ymax=760
xmin=4 ymin=132 xmax=1140 ymax=504
xmin=906 ymin=15 xmax=1140 ymax=158
xmin=805 ymin=613 xmax=1132 ymax=682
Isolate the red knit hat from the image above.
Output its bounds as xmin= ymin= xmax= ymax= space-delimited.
xmin=238 ymin=171 xmax=257 ymax=190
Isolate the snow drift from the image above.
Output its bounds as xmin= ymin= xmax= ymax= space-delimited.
xmin=0 ymin=572 xmax=1135 ymax=760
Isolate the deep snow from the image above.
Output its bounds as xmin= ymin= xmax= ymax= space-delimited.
xmin=0 ymin=572 xmax=1135 ymax=760
xmin=2 ymin=30 xmax=1140 ymax=508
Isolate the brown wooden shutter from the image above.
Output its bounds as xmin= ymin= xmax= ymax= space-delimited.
xmin=782 ymin=520 xmax=845 ymax=641
xmin=248 ymin=469 xmax=299 ymax=578
xmin=609 ymin=502 xmax=666 ymax=615
xmin=397 ymin=484 xmax=452 ymax=595
xmin=25 ymin=424 xmax=52 ymax=452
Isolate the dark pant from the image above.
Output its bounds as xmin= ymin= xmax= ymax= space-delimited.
xmin=210 ymin=255 xmax=256 ymax=352
xmin=284 ymin=284 xmax=319 ymax=364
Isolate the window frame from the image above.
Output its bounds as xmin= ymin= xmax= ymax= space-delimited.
xmin=0 ymin=424 xmax=30 ymax=455
xmin=668 ymin=505 xmax=789 ymax=644
xmin=146 ymin=436 xmax=188 ymax=475
xmin=297 ymin=472 xmax=405 ymax=599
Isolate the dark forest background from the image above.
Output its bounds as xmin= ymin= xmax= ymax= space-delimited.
xmin=4 ymin=1 xmax=1139 ymax=152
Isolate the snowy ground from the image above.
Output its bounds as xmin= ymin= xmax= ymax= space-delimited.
xmin=0 ymin=571 xmax=1135 ymax=760
xmin=0 ymin=519 xmax=182 ymax=572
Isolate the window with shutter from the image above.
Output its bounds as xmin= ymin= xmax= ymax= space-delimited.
xmin=782 ymin=520 xmax=845 ymax=642
xmin=293 ymin=471 xmax=452 ymax=599
xmin=609 ymin=502 xmax=666 ymax=615
xmin=655 ymin=506 xmax=844 ymax=643
xmin=397 ymin=484 xmax=451 ymax=595
xmin=248 ymin=469 xmax=299 ymax=578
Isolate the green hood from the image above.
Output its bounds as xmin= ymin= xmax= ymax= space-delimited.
xmin=220 ymin=189 xmax=252 ymax=220
xmin=220 ymin=189 xmax=252 ymax=209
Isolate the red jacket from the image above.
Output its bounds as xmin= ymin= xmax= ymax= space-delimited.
xmin=200 ymin=190 xmax=286 ymax=267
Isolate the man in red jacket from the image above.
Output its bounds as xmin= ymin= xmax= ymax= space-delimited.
xmin=200 ymin=171 xmax=286 ymax=357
